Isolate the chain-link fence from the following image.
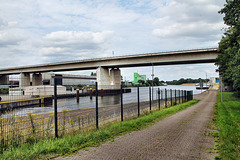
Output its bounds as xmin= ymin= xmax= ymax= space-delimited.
xmin=0 ymin=78 xmax=193 ymax=152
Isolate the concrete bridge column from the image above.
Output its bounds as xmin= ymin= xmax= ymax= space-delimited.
xmin=96 ymin=67 xmax=110 ymax=89
xmin=0 ymin=75 xmax=9 ymax=85
xmin=32 ymin=73 xmax=42 ymax=86
xmin=110 ymin=68 xmax=121 ymax=89
xmin=19 ymin=73 xmax=30 ymax=88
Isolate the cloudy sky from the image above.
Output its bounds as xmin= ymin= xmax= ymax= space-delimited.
xmin=0 ymin=0 xmax=226 ymax=81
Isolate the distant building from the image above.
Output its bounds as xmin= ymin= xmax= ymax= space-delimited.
xmin=9 ymin=85 xmax=66 ymax=96
xmin=8 ymin=73 xmax=96 ymax=96
xmin=132 ymin=73 xmax=146 ymax=84
xmin=42 ymin=73 xmax=96 ymax=86
xmin=6 ymin=73 xmax=96 ymax=87
xmin=210 ymin=77 xmax=219 ymax=83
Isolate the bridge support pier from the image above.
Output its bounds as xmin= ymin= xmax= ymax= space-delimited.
xmin=0 ymin=75 xmax=9 ymax=85
xmin=19 ymin=73 xmax=30 ymax=88
xmin=32 ymin=73 xmax=42 ymax=86
xmin=96 ymin=67 xmax=121 ymax=90
xmin=110 ymin=68 xmax=121 ymax=89
xmin=97 ymin=67 xmax=110 ymax=89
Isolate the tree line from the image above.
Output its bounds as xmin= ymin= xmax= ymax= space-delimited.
xmin=216 ymin=0 xmax=240 ymax=96
xmin=136 ymin=77 xmax=165 ymax=86
xmin=136 ymin=77 xmax=209 ymax=86
xmin=166 ymin=78 xmax=209 ymax=85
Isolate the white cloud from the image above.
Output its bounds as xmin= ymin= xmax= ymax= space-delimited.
xmin=0 ymin=30 xmax=26 ymax=47
xmin=43 ymin=30 xmax=113 ymax=47
xmin=152 ymin=0 xmax=225 ymax=45
xmin=39 ymin=30 xmax=114 ymax=62
xmin=152 ymin=21 xmax=223 ymax=40
xmin=0 ymin=0 xmax=225 ymax=80
xmin=0 ymin=18 xmax=27 ymax=47
xmin=7 ymin=21 xmax=18 ymax=27
xmin=186 ymin=66 xmax=197 ymax=69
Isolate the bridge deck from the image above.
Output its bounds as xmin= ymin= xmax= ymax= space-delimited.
xmin=0 ymin=48 xmax=218 ymax=75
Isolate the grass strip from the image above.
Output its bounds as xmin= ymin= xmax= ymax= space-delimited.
xmin=215 ymin=92 xmax=240 ymax=159
xmin=0 ymin=99 xmax=199 ymax=160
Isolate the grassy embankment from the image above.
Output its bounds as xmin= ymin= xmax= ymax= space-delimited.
xmin=0 ymin=99 xmax=199 ymax=160
xmin=215 ymin=92 xmax=240 ymax=159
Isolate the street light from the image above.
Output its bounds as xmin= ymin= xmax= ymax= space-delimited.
xmin=144 ymin=61 xmax=155 ymax=103
xmin=205 ymin=72 xmax=208 ymax=84
xmin=151 ymin=63 xmax=154 ymax=102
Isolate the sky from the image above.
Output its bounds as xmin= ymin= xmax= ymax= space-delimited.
xmin=0 ymin=0 xmax=226 ymax=81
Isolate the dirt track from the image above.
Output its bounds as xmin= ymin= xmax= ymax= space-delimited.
xmin=56 ymin=90 xmax=217 ymax=160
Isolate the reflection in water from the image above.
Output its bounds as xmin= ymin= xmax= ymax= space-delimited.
xmin=100 ymin=95 xmax=121 ymax=106
xmin=2 ymin=85 xmax=204 ymax=117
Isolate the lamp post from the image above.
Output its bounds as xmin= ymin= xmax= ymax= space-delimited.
xmin=205 ymin=72 xmax=208 ymax=85
xmin=151 ymin=63 xmax=154 ymax=102
xmin=144 ymin=61 xmax=155 ymax=104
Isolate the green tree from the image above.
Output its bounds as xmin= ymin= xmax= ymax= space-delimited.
xmin=178 ymin=78 xmax=185 ymax=85
xmin=216 ymin=0 xmax=240 ymax=95
xmin=138 ymin=80 xmax=145 ymax=85
xmin=146 ymin=80 xmax=152 ymax=86
xmin=90 ymin=72 xmax=96 ymax=76
xmin=153 ymin=77 xmax=160 ymax=86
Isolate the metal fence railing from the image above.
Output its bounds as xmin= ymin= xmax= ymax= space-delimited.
xmin=0 ymin=79 xmax=193 ymax=152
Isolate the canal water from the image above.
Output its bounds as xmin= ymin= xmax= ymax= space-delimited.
xmin=3 ymin=85 xmax=204 ymax=117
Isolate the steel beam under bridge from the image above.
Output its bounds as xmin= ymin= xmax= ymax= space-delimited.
xmin=0 ymin=48 xmax=218 ymax=75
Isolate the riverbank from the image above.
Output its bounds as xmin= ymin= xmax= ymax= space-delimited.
xmin=181 ymin=83 xmax=197 ymax=86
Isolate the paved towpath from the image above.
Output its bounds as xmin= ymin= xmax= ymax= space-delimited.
xmin=56 ymin=90 xmax=217 ymax=160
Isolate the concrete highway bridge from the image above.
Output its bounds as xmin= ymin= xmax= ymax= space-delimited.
xmin=0 ymin=48 xmax=219 ymax=89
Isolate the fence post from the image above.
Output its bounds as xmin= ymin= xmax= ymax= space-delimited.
xmin=175 ymin=89 xmax=177 ymax=104
xmin=182 ymin=90 xmax=184 ymax=103
xmin=179 ymin=90 xmax=181 ymax=104
xmin=191 ymin=90 xmax=193 ymax=100
xmin=137 ymin=86 xmax=140 ymax=117
xmin=95 ymin=82 xmax=99 ymax=129
xmin=161 ymin=90 xmax=163 ymax=107
xmin=165 ymin=88 xmax=167 ymax=108
xmin=121 ymin=84 xmax=123 ymax=121
xmin=149 ymin=87 xmax=151 ymax=112
xmin=183 ymin=90 xmax=186 ymax=102
xmin=170 ymin=89 xmax=172 ymax=106
xmin=184 ymin=90 xmax=187 ymax=102
xmin=158 ymin=88 xmax=160 ymax=110
xmin=54 ymin=78 xmax=58 ymax=138
xmin=187 ymin=91 xmax=193 ymax=101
